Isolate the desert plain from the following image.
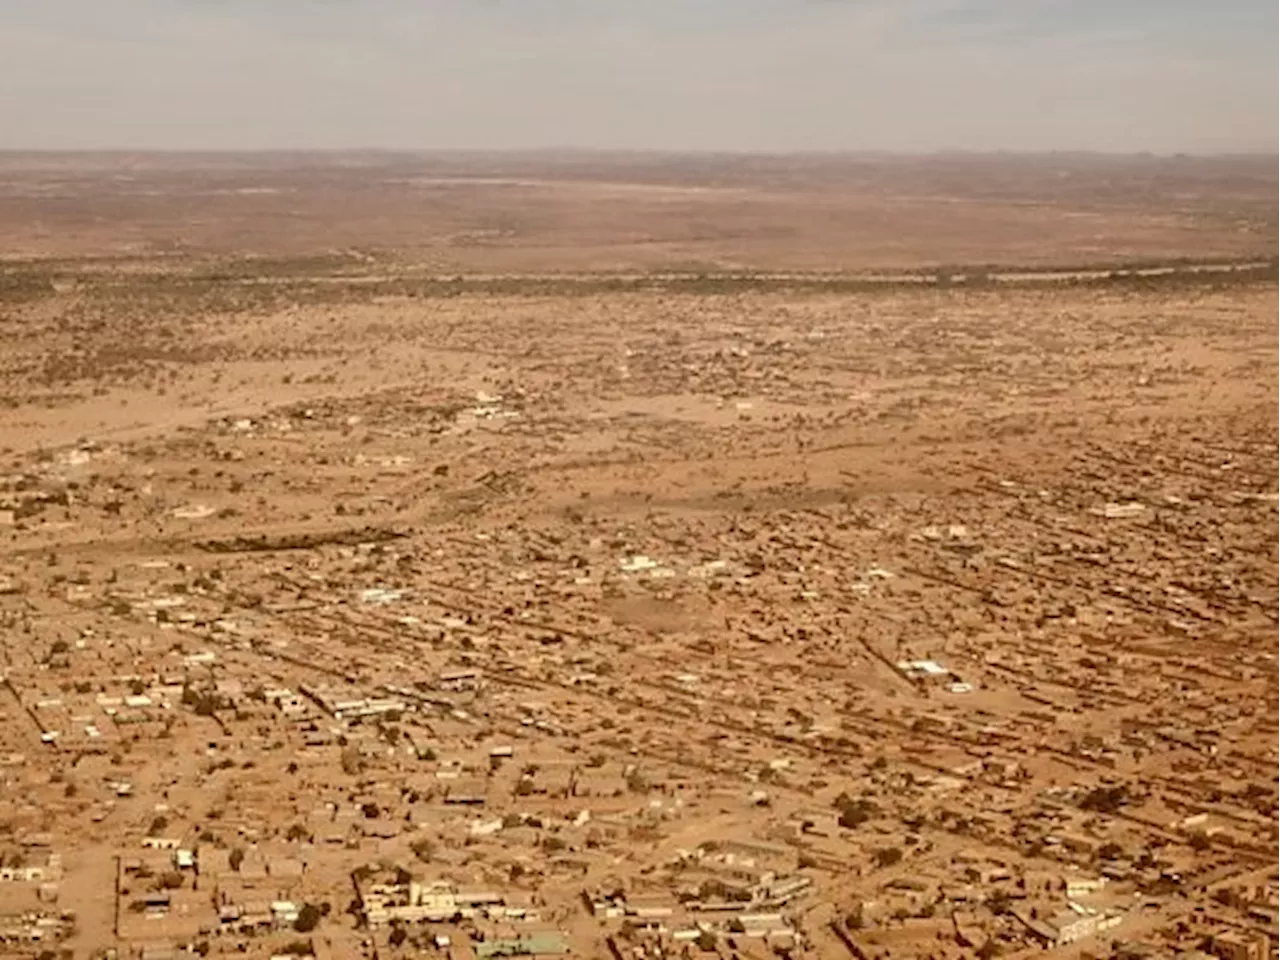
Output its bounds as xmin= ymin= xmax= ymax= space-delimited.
xmin=0 ymin=152 xmax=1276 ymax=960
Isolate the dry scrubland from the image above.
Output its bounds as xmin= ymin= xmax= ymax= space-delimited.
xmin=0 ymin=151 xmax=1274 ymax=269
xmin=0 ymin=154 xmax=1276 ymax=960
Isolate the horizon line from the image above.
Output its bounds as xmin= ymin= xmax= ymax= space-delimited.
xmin=0 ymin=146 xmax=1276 ymax=159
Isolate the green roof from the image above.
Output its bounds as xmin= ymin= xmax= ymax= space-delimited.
xmin=475 ymin=932 xmax=569 ymax=957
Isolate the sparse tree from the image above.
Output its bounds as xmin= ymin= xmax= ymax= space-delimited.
xmin=873 ymin=847 xmax=903 ymax=868
xmin=294 ymin=902 xmax=323 ymax=933
xmin=158 ymin=871 xmax=185 ymax=890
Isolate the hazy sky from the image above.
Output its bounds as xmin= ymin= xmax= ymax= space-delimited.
xmin=1 ymin=0 xmax=1275 ymax=152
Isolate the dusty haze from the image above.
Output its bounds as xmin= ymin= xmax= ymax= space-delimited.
xmin=0 ymin=151 xmax=1275 ymax=270
xmin=1 ymin=0 xmax=1276 ymax=152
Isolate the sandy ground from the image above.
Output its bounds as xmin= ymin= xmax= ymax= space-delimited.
xmin=0 ymin=156 xmax=1275 ymax=960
